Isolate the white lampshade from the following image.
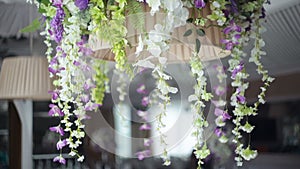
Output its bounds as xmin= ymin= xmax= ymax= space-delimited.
xmin=0 ymin=56 xmax=53 ymax=100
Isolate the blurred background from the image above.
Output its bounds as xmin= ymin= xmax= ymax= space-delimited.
xmin=0 ymin=0 xmax=300 ymax=169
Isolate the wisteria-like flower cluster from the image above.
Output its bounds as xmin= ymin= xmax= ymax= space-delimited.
xmin=28 ymin=0 xmax=273 ymax=168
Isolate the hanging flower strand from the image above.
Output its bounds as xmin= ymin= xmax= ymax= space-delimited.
xmin=28 ymin=0 xmax=275 ymax=168
xmin=135 ymin=83 xmax=153 ymax=160
xmin=226 ymin=0 xmax=273 ymax=166
xmin=41 ymin=0 xmax=100 ymax=163
xmin=189 ymin=54 xmax=213 ymax=168
xmin=249 ymin=7 xmax=275 ymax=109
xmin=212 ymin=65 xmax=230 ymax=144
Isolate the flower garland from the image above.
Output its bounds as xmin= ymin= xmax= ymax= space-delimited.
xmin=224 ymin=0 xmax=273 ymax=166
xmin=89 ymin=0 xmax=131 ymax=73
xmin=91 ymin=60 xmax=110 ymax=105
xmin=35 ymin=0 xmax=100 ymax=163
xmin=213 ymin=65 xmax=230 ymax=144
xmin=135 ymin=83 xmax=153 ymax=160
xmin=133 ymin=0 xmax=189 ymax=165
xmin=189 ymin=54 xmax=213 ymax=168
xmin=26 ymin=0 xmax=274 ymax=168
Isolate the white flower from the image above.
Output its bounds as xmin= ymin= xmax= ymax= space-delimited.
xmin=135 ymin=35 xmax=144 ymax=57
xmin=163 ymin=159 xmax=171 ymax=166
xmin=146 ymin=0 xmax=161 ymax=15
xmin=162 ymin=0 xmax=181 ymax=11
xmin=158 ymin=57 xmax=167 ymax=64
xmin=212 ymin=1 xmax=221 ymax=8
xmin=69 ymin=151 xmax=76 ymax=156
xmin=188 ymin=95 xmax=198 ymax=102
xmin=215 ymin=116 xmax=225 ymax=127
xmin=77 ymin=155 xmax=85 ymax=162
xmin=241 ymin=122 xmax=255 ymax=133
xmin=171 ymin=7 xmax=189 ymax=27
xmin=241 ymin=147 xmax=258 ymax=161
xmin=168 ymin=86 xmax=178 ymax=94
xmin=157 ymin=81 xmax=169 ymax=95
xmin=147 ymin=43 xmax=162 ymax=57
xmin=134 ymin=60 xmax=155 ymax=69
xmin=219 ymin=135 xmax=228 ymax=143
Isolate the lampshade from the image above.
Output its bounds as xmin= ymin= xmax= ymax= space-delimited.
xmin=0 ymin=56 xmax=53 ymax=100
xmin=89 ymin=5 xmax=231 ymax=63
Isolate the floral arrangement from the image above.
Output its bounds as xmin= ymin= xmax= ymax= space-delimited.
xmin=27 ymin=0 xmax=273 ymax=168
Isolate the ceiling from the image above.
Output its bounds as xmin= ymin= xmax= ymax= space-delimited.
xmin=244 ymin=0 xmax=300 ymax=79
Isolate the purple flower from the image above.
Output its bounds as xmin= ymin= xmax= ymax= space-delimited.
xmin=48 ymin=67 xmax=58 ymax=75
xmin=73 ymin=60 xmax=81 ymax=66
xmin=211 ymin=100 xmax=225 ymax=107
xmin=221 ymin=40 xmax=233 ymax=50
xmin=222 ymin=111 xmax=231 ymax=120
xmin=214 ymin=108 xmax=224 ymax=116
xmin=214 ymin=86 xmax=226 ymax=96
xmin=49 ymin=126 xmax=65 ymax=136
xmin=231 ymin=62 xmax=244 ymax=79
xmin=214 ymin=108 xmax=231 ymax=120
xmin=141 ymin=96 xmax=150 ymax=107
xmin=139 ymin=124 xmax=151 ymax=131
xmin=56 ymin=46 xmax=62 ymax=52
xmin=220 ymin=35 xmax=240 ymax=50
xmin=50 ymin=7 xmax=65 ymax=43
xmin=77 ymin=40 xmax=94 ymax=56
xmin=50 ymin=56 xmax=58 ymax=65
xmin=81 ymin=95 xmax=89 ymax=103
xmin=53 ymin=155 xmax=66 ymax=164
xmin=223 ymin=20 xmax=242 ymax=34
xmin=49 ymin=104 xmax=64 ymax=116
xmin=84 ymin=102 xmax=101 ymax=111
xmin=76 ymin=113 xmax=91 ymax=120
xmin=82 ymin=64 xmax=92 ymax=72
xmin=214 ymin=128 xmax=224 ymax=137
xmin=221 ymin=20 xmax=242 ymax=50
xmin=48 ymin=67 xmax=65 ymax=75
xmin=194 ymin=0 xmax=205 ymax=8
xmin=81 ymin=47 xmax=94 ymax=56
xmin=56 ymin=139 xmax=67 ymax=150
xmin=52 ymin=0 xmax=62 ymax=7
xmin=236 ymin=95 xmax=246 ymax=104
xmin=84 ymin=80 xmax=96 ymax=90
xmin=61 ymin=52 xmax=66 ymax=57
xmin=229 ymin=0 xmax=238 ymax=14
xmin=75 ymin=0 xmax=89 ymax=10
xmin=137 ymin=84 xmax=147 ymax=94
xmin=136 ymin=150 xmax=151 ymax=160
xmin=48 ymin=90 xmax=59 ymax=100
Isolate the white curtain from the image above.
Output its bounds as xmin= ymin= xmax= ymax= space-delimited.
xmin=0 ymin=1 xmax=40 ymax=38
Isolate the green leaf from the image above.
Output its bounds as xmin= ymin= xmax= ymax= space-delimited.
xmin=196 ymin=39 xmax=201 ymax=53
xmin=40 ymin=0 xmax=50 ymax=5
xmin=20 ymin=18 xmax=41 ymax=33
xmin=196 ymin=29 xmax=205 ymax=36
xmin=183 ymin=29 xmax=192 ymax=37
xmin=127 ymin=0 xmax=145 ymax=31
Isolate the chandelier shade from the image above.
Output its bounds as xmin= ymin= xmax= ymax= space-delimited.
xmin=0 ymin=56 xmax=54 ymax=100
xmin=88 ymin=5 xmax=231 ymax=63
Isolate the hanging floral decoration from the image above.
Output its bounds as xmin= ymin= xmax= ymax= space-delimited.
xmin=27 ymin=0 xmax=273 ymax=168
